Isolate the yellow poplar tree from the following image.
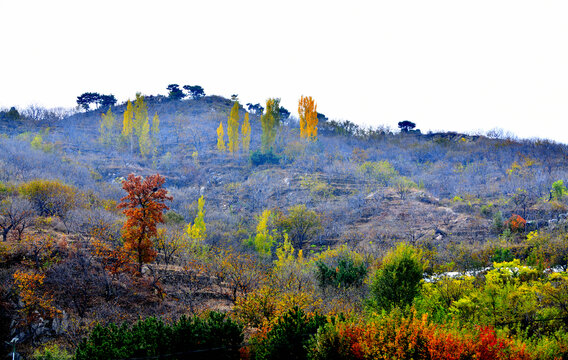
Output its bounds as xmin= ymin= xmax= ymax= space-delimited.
xmin=298 ymin=95 xmax=318 ymax=140
xmin=241 ymin=112 xmax=251 ymax=154
xmin=187 ymin=195 xmax=206 ymax=243
xmin=133 ymin=93 xmax=150 ymax=156
xmin=216 ymin=121 xmax=226 ymax=151
xmin=260 ymin=98 xmax=280 ymax=153
xmin=139 ymin=120 xmax=151 ymax=157
xmin=99 ymin=106 xmax=115 ymax=146
xmin=250 ymin=210 xmax=274 ymax=257
xmin=151 ymin=112 xmax=160 ymax=158
xmin=227 ymin=101 xmax=240 ymax=154
xmin=133 ymin=93 xmax=148 ymax=138
xmin=122 ymin=100 xmax=134 ymax=152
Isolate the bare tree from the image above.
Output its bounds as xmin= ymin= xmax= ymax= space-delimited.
xmin=0 ymin=197 xmax=35 ymax=241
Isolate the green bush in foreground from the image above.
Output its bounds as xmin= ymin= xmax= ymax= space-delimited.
xmin=250 ymin=307 xmax=327 ymax=360
xmin=369 ymin=243 xmax=425 ymax=312
xmin=315 ymin=256 xmax=367 ymax=289
xmin=74 ymin=312 xmax=243 ymax=360
xmin=33 ymin=343 xmax=72 ymax=360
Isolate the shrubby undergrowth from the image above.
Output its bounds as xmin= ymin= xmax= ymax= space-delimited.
xmin=2 ymin=95 xmax=568 ymax=359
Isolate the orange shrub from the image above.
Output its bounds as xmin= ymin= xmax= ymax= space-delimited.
xmin=308 ymin=311 xmax=533 ymax=360
xmin=13 ymin=270 xmax=59 ymax=326
xmin=505 ymin=214 xmax=526 ymax=233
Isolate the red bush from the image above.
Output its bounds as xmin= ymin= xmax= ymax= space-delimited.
xmin=506 ymin=214 xmax=526 ymax=233
xmin=308 ymin=313 xmax=533 ymax=360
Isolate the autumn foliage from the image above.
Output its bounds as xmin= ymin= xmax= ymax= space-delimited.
xmin=18 ymin=179 xmax=77 ymax=217
xmin=242 ymin=112 xmax=251 ymax=154
xmin=13 ymin=270 xmax=59 ymax=327
xmin=304 ymin=311 xmax=531 ymax=360
xmin=260 ymin=98 xmax=280 ymax=153
xmin=217 ymin=121 xmax=226 ymax=151
xmin=506 ymin=214 xmax=526 ymax=233
xmin=298 ymin=95 xmax=318 ymax=140
xmin=227 ymin=101 xmax=240 ymax=154
xmin=117 ymin=174 xmax=172 ymax=273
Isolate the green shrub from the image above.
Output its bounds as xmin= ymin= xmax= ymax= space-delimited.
xmin=251 ymin=150 xmax=280 ymax=166
xmin=75 ymin=312 xmax=243 ymax=360
xmin=250 ymin=307 xmax=327 ymax=360
xmin=33 ymin=344 xmax=72 ymax=360
xmin=369 ymin=243 xmax=425 ymax=312
xmin=315 ymin=256 xmax=367 ymax=289
xmin=299 ymin=176 xmax=334 ymax=200
xmin=306 ymin=322 xmax=352 ymax=360
xmin=0 ymin=181 xmax=9 ymax=196
xmin=480 ymin=203 xmax=494 ymax=217
xmin=358 ymin=161 xmax=398 ymax=186
xmin=492 ymin=247 xmax=514 ymax=263
xmin=492 ymin=211 xmax=504 ymax=233
xmin=163 ymin=210 xmax=185 ymax=225
xmin=551 ymin=180 xmax=568 ymax=201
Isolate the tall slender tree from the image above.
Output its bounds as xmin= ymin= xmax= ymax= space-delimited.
xmin=139 ymin=121 xmax=151 ymax=157
xmin=133 ymin=93 xmax=150 ymax=156
xmin=241 ymin=112 xmax=251 ymax=154
xmin=260 ymin=98 xmax=280 ymax=153
xmin=217 ymin=121 xmax=226 ymax=152
xmin=298 ymin=95 xmax=318 ymax=140
xmin=133 ymin=93 xmax=148 ymax=138
xmin=151 ymin=112 xmax=160 ymax=158
xmin=227 ymin=101 xmax=240 ymax=155
xmin=187 ymin=195 xmax=206 ymax=243
xmin=99 ymin=106 xmax=115 ymax=146
xmin=122 ymin=100 xmax=134 ymax=152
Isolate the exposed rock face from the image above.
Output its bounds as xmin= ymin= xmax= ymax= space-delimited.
xmin=51 ymin=311 xmax=70 ymax=335
xmin=526 ymin=212 xmax=568 ymax=232
xmin=8 ymin=311 xmax=70 ymax=347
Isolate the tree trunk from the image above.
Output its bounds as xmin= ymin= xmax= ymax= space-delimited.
xmin=2 ymin=225 xmax=12 ymax=242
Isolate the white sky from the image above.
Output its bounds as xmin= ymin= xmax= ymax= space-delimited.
xmin=1 ymin=0 xmax=568 ymax=143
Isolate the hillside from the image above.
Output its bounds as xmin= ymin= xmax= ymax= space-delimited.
xmin=3 ymin=95 xmax=566 ymax=248
xmin=1 ymin=94 xmax=568 ymax=358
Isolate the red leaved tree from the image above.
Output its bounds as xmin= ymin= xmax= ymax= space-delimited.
xmin=118 ymin=174 xmax=172 ymax=273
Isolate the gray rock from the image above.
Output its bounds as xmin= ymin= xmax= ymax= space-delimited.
xmin=141 ymin=265 xmax=151 ymax=275
xmin=526 ymin=221 xmax=537 ymax=231
xmin=52 ymin=311 xmax=70 ymax=335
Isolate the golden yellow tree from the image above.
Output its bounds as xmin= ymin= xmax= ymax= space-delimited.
xmin=187 ymin=195 xmax=206 ymax=243
xmin=122 ymin=100 xmax=134 ymax=152
xmin=227 ymin=101 xmax=240 ymax=154
xmin=245 ymin=209 xmax=274 ymax=257
xmin=151 ymin=112 xmax=160 ymax=159
xmin=133 ymin=93 xmax=148 ymax=137
xmin=241 ymin=112 xmax=251 ymax=154
xmin=298 ymin=95 xmax=318 ymax=140
xmin=99 ymin=106 xmax=115 ymax=146
xmin=139 ymin=120 xmax=151 ymax=157
xmin=133 ymin=93 xmax=150 ymax=156
xmin=216 ymin=121 xmax=226 ymax=151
